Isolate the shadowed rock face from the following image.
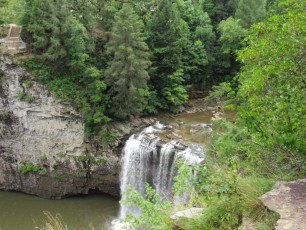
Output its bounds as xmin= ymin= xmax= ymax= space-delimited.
xmin=261 ymin=179 xmax=306 ymax=230
xmin=0 ymin=57 xmax=155 ymax=199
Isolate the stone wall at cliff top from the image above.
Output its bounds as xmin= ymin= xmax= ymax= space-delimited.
xmin=0 ymin=56 xmax=154 ymax=199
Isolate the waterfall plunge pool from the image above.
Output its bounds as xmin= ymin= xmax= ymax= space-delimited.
xmin=0 ymin=191 xmax=119 ymax=230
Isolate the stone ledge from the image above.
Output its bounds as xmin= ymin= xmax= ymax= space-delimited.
xmin=260 ymin=179 xmax=306 ymax=230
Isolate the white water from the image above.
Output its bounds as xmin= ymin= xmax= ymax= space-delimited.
xmin=118 ymin=122 xmax=205 ymax=219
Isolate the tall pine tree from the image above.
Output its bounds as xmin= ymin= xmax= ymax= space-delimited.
xmin=105 ymin=3 xmax=151 ymax=119
xmin=148 ymin=0 xmax=188 ymax=109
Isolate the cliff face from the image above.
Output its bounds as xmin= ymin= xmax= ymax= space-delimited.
xmin=0 ymin=56 xmax=154 ymax=199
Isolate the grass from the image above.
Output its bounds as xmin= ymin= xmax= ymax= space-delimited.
xmin=36 ymin=211 xmax=68 ymax=230
xmin=181 ymin=175 xmax=279 ymax=230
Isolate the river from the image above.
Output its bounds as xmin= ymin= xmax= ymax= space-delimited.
xmin=0 ymin=191 xmax=119 ymax=230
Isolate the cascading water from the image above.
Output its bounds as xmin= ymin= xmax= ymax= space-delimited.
xmin=118 ymin=122 xmax=205 ymax=219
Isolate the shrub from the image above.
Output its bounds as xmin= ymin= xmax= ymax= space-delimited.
xmin=0 ymin=128 xmax=8 ymax=137
xmin=1 ymin=111 xmax=9 ymax=121
xmin=121 ymin=184 xmax=173 ymax=230
xmin=40 ymin=153 xmax=47 ymax=161
xmin=18 ymin=162 xmax=41 ymax=174
xmin=56 ymin=152 xmax=66 ymax=158
xmin=4 ymin=147 xmax=13 ymax=154
xmin=17 ymin=91 xmax=33 ymax=103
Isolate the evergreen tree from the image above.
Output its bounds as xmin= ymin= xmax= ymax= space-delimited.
xmin=24 ymin=0 xmax=92 ymax=72
xmin=0 ymin=0 xmax=7 ymax=24
xmin=148 ymin=0 xmax=188 ymax=109
xmin=25 ymin=0 xmax=66 ymax=62
xmin=177 ymin=0 xmax=216 ymax=86
xmin=235 ymin=0 xmax=267 ymax=28
xmin=105 ymin=3 xmax=151 ymax=119
xmin=206 ymin=0 xmax=238 ymax=26
xmin=0 ymin=0 xmax=26 ymax=24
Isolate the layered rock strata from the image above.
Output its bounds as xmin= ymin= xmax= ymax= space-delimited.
xmin=0 ymin=56 xmax=154 ymax=199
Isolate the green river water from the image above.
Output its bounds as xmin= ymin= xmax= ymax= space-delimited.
xmin=0 ymin=191 xmax=119 ymax=230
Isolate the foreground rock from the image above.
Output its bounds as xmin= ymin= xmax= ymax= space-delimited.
xmin=260 ymin=179 xmax=306 ymax=230
xmin=171 ymin=208 xmax=204 ymax=220
xmin=171 ymin=208 xmax=204 ymax=229
xmin=0 ymin=57 xmax=154 ymax=199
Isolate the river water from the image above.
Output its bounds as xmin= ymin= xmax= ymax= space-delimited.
xmin=0 ymin=191 xmax=119 ymax=230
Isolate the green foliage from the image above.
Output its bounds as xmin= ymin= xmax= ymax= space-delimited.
xmin=52 ymin=162 xmax=59 ymax=169
xmin=205 ymin=82 xmax=237 ymax=109
xmin=217 ymin=17 xmax=248 ymax=55
xmin=1 ymin=111 xmax=9 ymax=121
xmin=176 ymin=0 xmax=216 ymax=86
xmin=148 ymin=0 xmax=189 ymax=109
xmin=236 ymin=0 xmax=306 ymax=154
xmin=40 ymin=153 xmax=47 ymax=161
xmin=18 ymin=0 xmax=247 ymax=130
xmin=17 ymin=91 xmax=26 ymax=101
xmin=22 ymin=53 xmax=109 ymax=139
xmin=207 ymin=0 xmax=238 ymax=25
xmin=73 ymin=155 xmax=91 ymax=162
xmin=105 ymin=3 xmax=151 ymax=119
xmin=161 ymin=69 xmax=188 ymax=108
xmin=99 ymin=128 xmax=117 ymax=145
xmin=52 ymin=174 xmax=65 ymax=180
xmin=93 ymin=157 xmax=107 ymax=165
xmin=56 ymin=152 xmax=66 ymax=158
xmin=38 ymin=169 xmax=47 ymax=176
xmin=121 ymin=184 xmax=173 ymax=230
xmin=4 ymin=146 xmax=13 ymax=154
xmin=235 ymin=0 xmax=267 ymax=28
xmin=17 ymin=91 xmax=33 ymax=103
xmin=174 ymin=158 xmax=278 ymax=230
xmin=21 ymin=79 xmax=33 ymax=88
xmin=0 ymin=128 xmax=7 ymax=137
xmin=18 ymin=162 xmax=41 ymax=174
xmin=0 ymin=0 xmax=25 ymax=24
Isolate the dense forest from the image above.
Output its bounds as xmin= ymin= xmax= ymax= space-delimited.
xmin=0 ymin=0 xmax=273 ymax=137
xmin=0 ymin=0 xmax=305 ymax=229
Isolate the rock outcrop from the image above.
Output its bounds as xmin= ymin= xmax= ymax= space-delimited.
xmin=260 ymin=179 xmax=306 ymax=230
xmin=0 ymin=56 xmax=154 ymax=199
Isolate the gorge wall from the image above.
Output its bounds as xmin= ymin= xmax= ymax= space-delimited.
xmin=0 ymin=55 xmax=154 ymax=199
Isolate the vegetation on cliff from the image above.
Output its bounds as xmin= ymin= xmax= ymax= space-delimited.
xmin=1 ymin=0 xmax=269 ymax=139
xmin=1 ymin=0 xmax=305 ymax=229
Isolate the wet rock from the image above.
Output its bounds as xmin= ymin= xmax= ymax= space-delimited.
xmin=211 ymin=111 xmax=224 ymax=121
xmin=172 ymin=132 xmax=183 ymax=139
xmin=260 ymin=179 xmax=306 ymax=230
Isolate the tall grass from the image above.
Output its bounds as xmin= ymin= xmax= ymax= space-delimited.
xmin=36 ymin=212 xmax=68 ymax=230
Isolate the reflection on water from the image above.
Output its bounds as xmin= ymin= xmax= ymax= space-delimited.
xmin=0 ymin=191 xmax=119 ymax=230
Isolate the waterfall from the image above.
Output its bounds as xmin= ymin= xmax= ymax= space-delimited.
xmin=118 ymin=122 xmax=204 ymax=219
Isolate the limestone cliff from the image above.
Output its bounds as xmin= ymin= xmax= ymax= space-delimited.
xmin=0 ymin=55 xmax=154 ymax=199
